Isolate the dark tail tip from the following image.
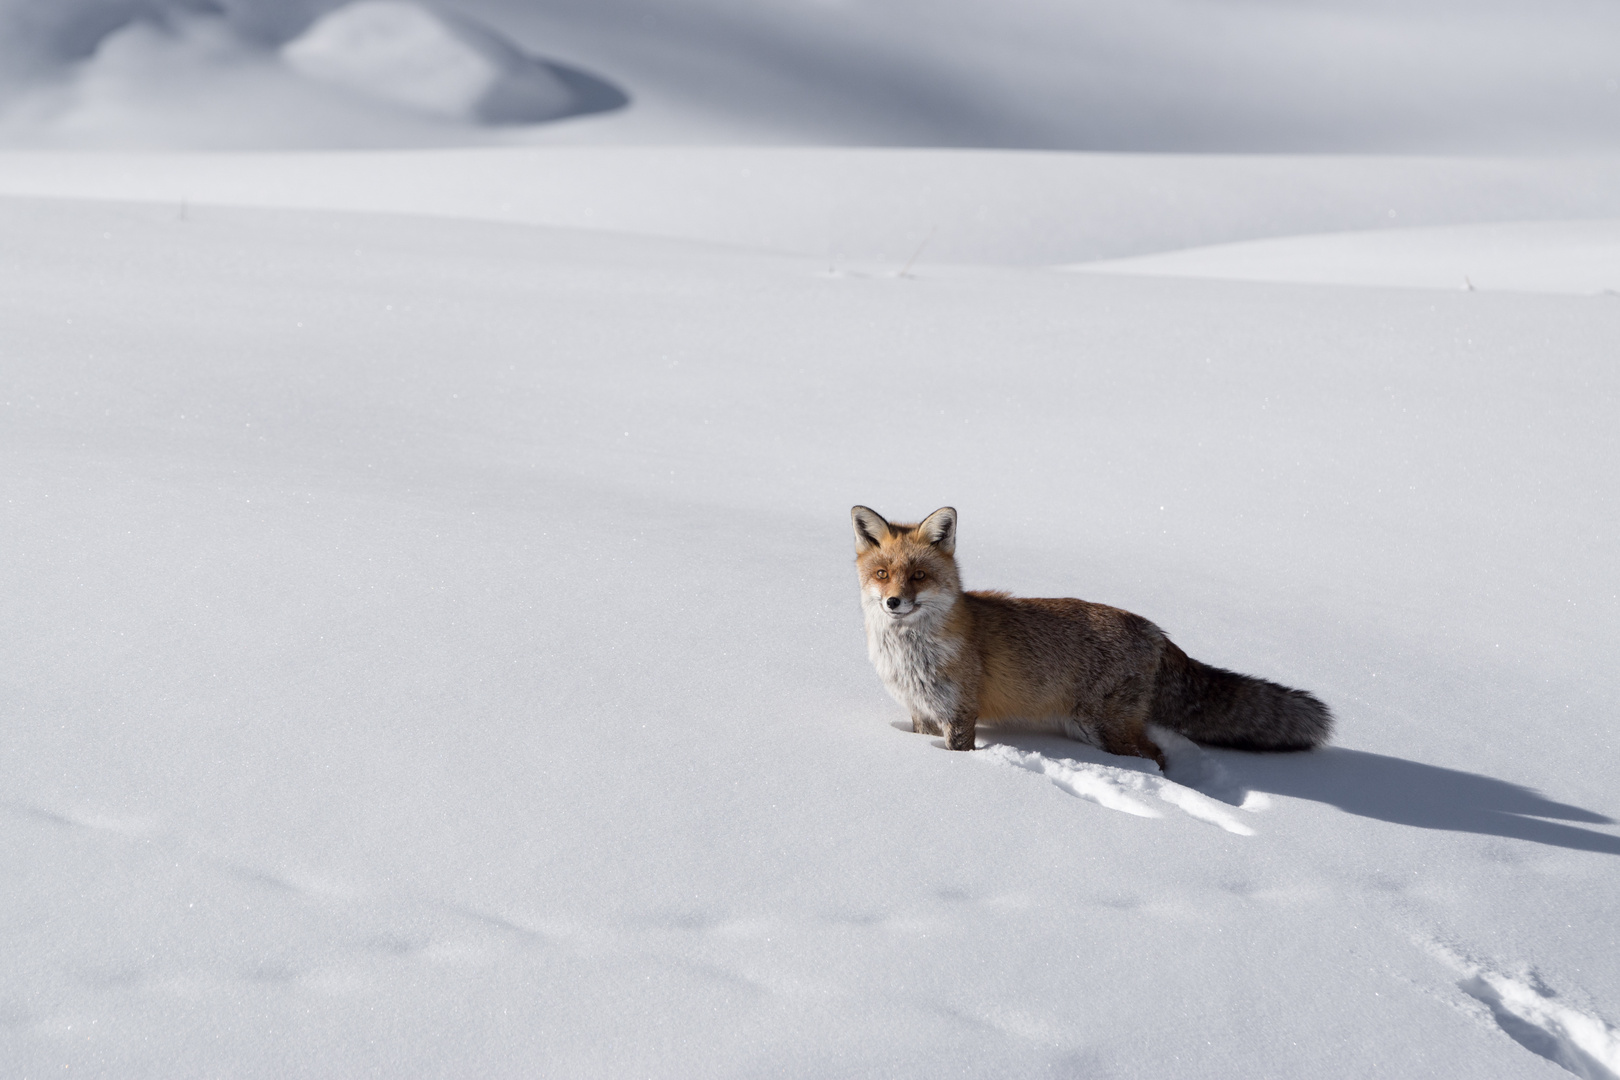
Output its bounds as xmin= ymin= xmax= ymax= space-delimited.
xmin=1155 ymin=652 xmax=1335 ymax=752
xmin=1270 ymin=687 xmax=1335 ymax=750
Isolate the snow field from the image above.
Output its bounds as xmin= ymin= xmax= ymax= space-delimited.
xmin=2 ymin=156 xmax=1618 ymax=1078
xmin=4 ymin=0 xmax=1618 ymax=1072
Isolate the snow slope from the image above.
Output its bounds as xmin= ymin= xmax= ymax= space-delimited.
xmin=4 ymin=147 xmax=1620 ymax=265
xmin=2 ymin=0 xmax=1618 ymax=151
xmin=4 ymin=149 xmax=1619 ymax=1076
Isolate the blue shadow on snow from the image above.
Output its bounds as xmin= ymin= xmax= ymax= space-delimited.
xmin=1221 ymin=747 xmax=1620 ymax=856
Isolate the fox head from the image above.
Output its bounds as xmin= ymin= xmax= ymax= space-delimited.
xmin=851 ymin=506 xmax=961 ymax=621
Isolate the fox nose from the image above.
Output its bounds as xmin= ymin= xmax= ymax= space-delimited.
xmin=886 ymin=597 xmax=901 ymax=610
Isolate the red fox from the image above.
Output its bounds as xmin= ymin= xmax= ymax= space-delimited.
xmin=852 ymin=505 xmax=1332 ymax=767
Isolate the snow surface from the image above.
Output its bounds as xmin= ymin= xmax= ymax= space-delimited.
xmin=4 ymin=146 xmax=1620 ymax=1077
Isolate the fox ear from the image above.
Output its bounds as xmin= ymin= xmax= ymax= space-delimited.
xmin=918 ymin=507 xmax=957 ymax=554
xmin=851 ymin=506 xmax=890 ymax=554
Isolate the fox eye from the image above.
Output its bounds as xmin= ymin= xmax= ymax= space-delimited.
xmin=874 ymin=568 xmax=889 ymax=580
xmin=912 ymin=570 xmax=926 ymax=581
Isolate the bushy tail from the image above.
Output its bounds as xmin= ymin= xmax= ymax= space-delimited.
xmin=1148 ymin=640 xmax=1333 ymax=751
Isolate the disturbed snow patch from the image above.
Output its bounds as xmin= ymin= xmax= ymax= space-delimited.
xmin=978 ymin=733 xmax=1264 ymax=836
xmin=1429 ymin=942 xmax=1620 ymax=1080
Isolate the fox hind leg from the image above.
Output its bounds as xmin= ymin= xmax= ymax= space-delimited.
xmin=1094 ymin=678 xmax=1168 ymax=772
xmin=1094 ymin=722 xmax=1166 ymax=771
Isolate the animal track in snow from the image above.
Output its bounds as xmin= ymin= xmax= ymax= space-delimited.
xmin=976 ymin=728 xmax=1266 ymax=836
xmin=1430 ymin=943 xmax=1620 ymax=1080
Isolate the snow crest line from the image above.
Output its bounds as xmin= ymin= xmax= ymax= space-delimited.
xmin=1429 ymin=942 xmax=1620 ymax=1080
xmin=977 ymin=743 xmax=1257 ymax=836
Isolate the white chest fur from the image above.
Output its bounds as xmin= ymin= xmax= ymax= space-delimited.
xmin=863 ymin=599 xmax=961 ymax=724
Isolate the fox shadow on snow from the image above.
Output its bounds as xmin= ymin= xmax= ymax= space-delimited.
xmin=1219 ymin=746 xmax=1620 ymax=855
xmin=913 ymin=724 xmax=1618 ymax=854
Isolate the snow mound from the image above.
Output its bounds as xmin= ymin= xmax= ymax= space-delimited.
xmin=280 ymin=1 xmax=575 ymax=124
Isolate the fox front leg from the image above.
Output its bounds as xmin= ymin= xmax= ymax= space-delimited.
xmin=942 ymin=713 xmax=978 ymax=752
xmin=912 ymin=714 xmax=944 ymax=737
